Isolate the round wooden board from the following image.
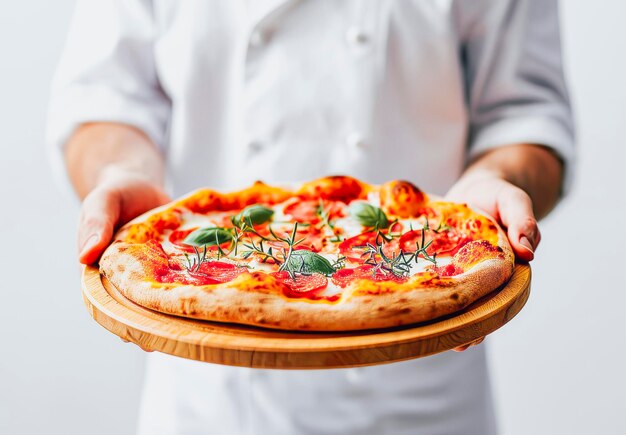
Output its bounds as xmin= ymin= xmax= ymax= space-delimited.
xmin=82 ymin=264 xmax=530 ymax=369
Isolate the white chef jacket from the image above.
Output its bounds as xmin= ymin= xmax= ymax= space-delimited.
xmin=47 ymin=1 xmax=575 ymax=434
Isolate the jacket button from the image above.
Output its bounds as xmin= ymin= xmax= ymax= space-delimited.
xmin=247 ymin=140 xmax=264 ymax=151
xmin=346 ymin=132 xmax=367 ymax=149
xmin=346 ymin=27 xmax=368 ymax=45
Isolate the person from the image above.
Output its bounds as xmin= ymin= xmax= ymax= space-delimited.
xmin=47 ymin=1 xmax=574 ymax=434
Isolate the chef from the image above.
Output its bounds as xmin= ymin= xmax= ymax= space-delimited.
xmin=47 ymin=1 xmax=574 ymax=434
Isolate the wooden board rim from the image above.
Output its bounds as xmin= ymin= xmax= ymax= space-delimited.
xmin=81 ymin=264 xmax=530 ymax=368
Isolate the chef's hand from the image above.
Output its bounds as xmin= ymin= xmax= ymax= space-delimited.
xmin=77 ymin=168 xmax=170 ymax=264
xmin=445 ymin=173 xmax=540 ymax=352
xmin=445 ymin=173 xmax=539 ymax=352
xmin=446 ymin=172 xmax=540 ymax=262
xmin=65 ymin=123 xmax=168 ymax=265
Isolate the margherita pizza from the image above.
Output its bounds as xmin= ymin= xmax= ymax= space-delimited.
xmin=100 ymin=176 xmax=514 ymax=331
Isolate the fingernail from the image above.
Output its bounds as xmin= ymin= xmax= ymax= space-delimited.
xmin=519 ymin=236 xmax=534 ymax=253
xmin=80 ymin=234 xmax=99 ymax=256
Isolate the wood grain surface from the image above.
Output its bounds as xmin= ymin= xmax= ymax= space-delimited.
xmin=81 ymin=264 xmax=531 ymax=369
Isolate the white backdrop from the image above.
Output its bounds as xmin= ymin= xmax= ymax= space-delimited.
xmin=1 ymin=1 xmax=624 ymax=434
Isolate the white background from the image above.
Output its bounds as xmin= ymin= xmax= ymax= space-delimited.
xmin=1 ymin=1 xmax=624 ymax=434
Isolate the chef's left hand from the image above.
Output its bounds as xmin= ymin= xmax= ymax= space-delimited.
xmin=445 ymin=171 xmax=541 ymax=352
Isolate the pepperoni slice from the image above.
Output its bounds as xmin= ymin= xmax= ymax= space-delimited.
xmin=192 ymin=261 xmax=247 ymax=283
xmin=296 ymin=226 xmax=326 ymax=252
xmin=169 ymin=228 xmax=232 ymax=253
xmin=283 ymin=200 xmax=321 ymax=223
xmin=155 ymin=260 xmax=246 ymax=285
xmin=283 ymin=199 xmax=346 ymax=224
xmin=338 ymin=232 xmax=399 ymax=262
xmin=339 ymin=231 xmax=377 ymax=261
xmin=168 ymin=229 xmax=198 ymax=252
xmin=271 ymin=271 xmax=328 ymax=298
xmin=398 ymin=229 xmax=470 ymax=257
xmin=331 ymin=265 xmax=409 ymax=288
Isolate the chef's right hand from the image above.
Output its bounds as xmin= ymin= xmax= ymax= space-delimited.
xmin=77 ymin=168 xmax=170 ymax=265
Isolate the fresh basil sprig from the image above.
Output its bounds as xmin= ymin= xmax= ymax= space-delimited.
xmin=232 ymin=205 xmax=274 ymax=227
xmin=349 ymin=202 xmax=389 ymax=228
xmin=282 ymin=250 xmax=338 ymax=276
xmin=183 ymin=227 xmax=233 ymax=247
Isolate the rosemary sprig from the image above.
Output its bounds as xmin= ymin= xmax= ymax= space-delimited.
xmin=434 ymin=222 xmax=451 ymax=233
xmin=362 ymin=243 xmax=415 ymax=277
xmin=240 ymin=222 xmax=306 ymax=274
xmin=316 ymin=199 xmax=344 ymax=242
xmin=241 ymin=238 xmax=283 ymax=264
xmin=332 ymin=255 xmax=347 ymax=270
xmin=360 ymin=222 xmax=437 ymax=278
xmin=414 ymin=225 xmax=438 ymax=265
xmin=276 ymin=223 xmax=303 ymax=272
xmin=374 ymin=218 xmax=401 ymax=244
xmin=183 ymin=246 xmax=208 ymax=273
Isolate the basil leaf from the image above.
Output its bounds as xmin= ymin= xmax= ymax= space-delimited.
xmin=349 ymin=202 xmax=389 ymax=228
xmin=233 ymin=205 xmax=274 ymax=227
xmin=283 ymin=250 xmax=337 ymax=276
xmin=183 ymin=227 xmax=233 ymax=247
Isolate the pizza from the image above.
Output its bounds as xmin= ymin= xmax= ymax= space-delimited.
xmin=100 ymin=176 xmax=515 ymax=331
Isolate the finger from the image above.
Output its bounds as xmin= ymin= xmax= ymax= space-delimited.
xmin=78 ymin=188 xmax=121 ymax=264
xmin=453 ymin=337 xmax=485 ymax=352
xmin=119 ymin=337 xmax=154 ymax=352
xmin=496 ymin=188 xmax=540 ymax=262
xmin=116 ymin=184 xmax=171 ymax=224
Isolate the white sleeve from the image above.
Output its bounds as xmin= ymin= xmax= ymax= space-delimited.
xmin=456 ymin=0 xmax=576 ymax=192
xmin=46 ymin=0 xmax=170 ymax=195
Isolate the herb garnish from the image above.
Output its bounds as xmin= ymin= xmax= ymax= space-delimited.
xmin=433 ymin=219 xmax=451 ymax=233
xmin=282 ymin=250 xmax=337 ymax=276
xmin=184 ymin=227 xmax=233 ymax=246
xmin=348 ymin=202 xmax=402 ymax=243
xmin=316 ymin=199 xmax=343 ymax=242
xmin=349 ymin=202 xmax=389 ymax=228
xmin=360 ymin=222 xmax=437 ymax=278
xmin=239 ymin=222 xmax=342 ymax=278
xmin=241 ymin=222 xmax=303 ymax=266
xmin=232 ymin=205 xmax=274 ymax=226
xmin=182 ymin=227 xmax=234 ymax=271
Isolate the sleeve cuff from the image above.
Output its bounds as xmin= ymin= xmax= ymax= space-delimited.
xmin=45 ymin=84 xmax=170 ymax=199
xmin=468 ymin=115 xmax=576 ymax=196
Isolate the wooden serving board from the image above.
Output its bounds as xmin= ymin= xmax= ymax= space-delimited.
xmin=82 ymin=264 xmax=530 ymax=369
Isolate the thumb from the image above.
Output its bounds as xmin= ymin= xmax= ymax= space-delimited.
xmin=78 ymin=188 xmax=121 ymax=264
xmin=497 ymin=187 xmax=541 ymax=262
